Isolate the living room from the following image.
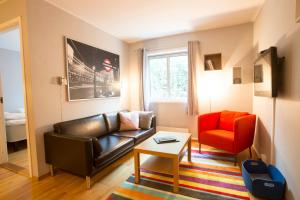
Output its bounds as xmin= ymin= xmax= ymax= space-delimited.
xmin=0 ymin=0 xmax=299 ymax=199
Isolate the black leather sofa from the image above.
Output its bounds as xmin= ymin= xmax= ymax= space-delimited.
xmin=44 ymin=111 xmax=156 ymax=188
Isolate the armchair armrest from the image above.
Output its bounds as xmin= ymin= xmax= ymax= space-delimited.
xmin=198 ymin=112 xmax=221 ymax=132
xmin=233 ymin=114 xmax=256 ymax=153
xmin=44 ymin=131 xmax=94 ymax=177
xmin=198 ymin=112 xmax=221 ymax=143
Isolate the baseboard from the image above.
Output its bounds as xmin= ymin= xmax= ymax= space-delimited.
xmin=33 ymin=172 xmax=51 ymax=181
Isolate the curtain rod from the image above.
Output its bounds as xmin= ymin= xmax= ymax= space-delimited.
xmin=141 ymin=46 xmax=187 ymax=51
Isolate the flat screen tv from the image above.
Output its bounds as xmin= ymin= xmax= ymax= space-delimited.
xmin=254 ymin=47 xmax=282 ymax=97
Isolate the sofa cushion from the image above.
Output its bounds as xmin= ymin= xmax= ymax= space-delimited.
xmin=139 ymin=111 xmax=153 ymax=130
xmin=103 ymin=112 xmax=119 ymax=133
xmin=112 ymin=128 xmax=155 ymax=144
xmin=119 ymin=112 xmax=139 ymax=131
xmin=201 ymin=129 xmax=234 ymax=152
xmin=94 ymin=135 xmax=134 ymax=166
xmin=54 ymin=114 xmax=107 ymax=138
xmin=219 ymin=111 xmax=248 ymax=131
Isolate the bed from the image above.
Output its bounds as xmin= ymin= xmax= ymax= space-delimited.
xmin=4 ymin=112 xmax=27 ymax=143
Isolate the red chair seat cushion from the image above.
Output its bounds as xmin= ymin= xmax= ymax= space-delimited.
xmin=201 ymin=129 xmax=234 ymax=152
xmin=219 ymin=111 xmax=248 ymax=131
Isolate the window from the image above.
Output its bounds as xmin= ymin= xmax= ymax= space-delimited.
xmin=148 ymin=52 xmax=188 ymax=101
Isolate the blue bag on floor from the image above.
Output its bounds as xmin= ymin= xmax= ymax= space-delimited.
xmin=242 ymin=160 xmax=286 ymax=200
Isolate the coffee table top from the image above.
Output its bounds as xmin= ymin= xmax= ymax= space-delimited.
xmin=134 ymin=131 xmax=191 ymax=157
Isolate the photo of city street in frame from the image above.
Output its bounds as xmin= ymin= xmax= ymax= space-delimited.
xmin=65 ymin=38 xmax=120 ymax=101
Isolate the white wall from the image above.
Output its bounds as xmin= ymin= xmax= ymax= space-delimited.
xmin=129 ymin=23 xmax=254 ymax=138
xmin=0 ymin=48 xmax=24 ymax=112
xmin=253 ymin=0 xmax=300 ymax=199
xmin=26 ymin=0 xmax=130 ymax=176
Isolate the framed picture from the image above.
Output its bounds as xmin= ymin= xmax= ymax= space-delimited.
xmin=65 ymin=37 xmax=120 ymax=101
xmin=254 ymin=64 xmax=263 ymax=83
xmin=204 ymin=53 xmax=222 ymax=70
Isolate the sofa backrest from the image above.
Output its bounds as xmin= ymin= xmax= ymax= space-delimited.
xmin=54 ymin=114 xmax=108 ymax=137
xmin=219 ymin=111 xmax=248 ymax=131
xmin=103 ymin=112 xmax=120 ymax=133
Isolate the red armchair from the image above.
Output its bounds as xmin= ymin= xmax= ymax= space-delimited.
xmin=198 ymin=111 xmax=256 ymax=163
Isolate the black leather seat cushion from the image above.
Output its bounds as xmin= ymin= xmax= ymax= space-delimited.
xmin=112 ymin=128 xmax=155 ymax=144
xmin=94 ymin=135 xmax=134 ymax=167
xmin=54 ymin=114 xmax=108 ymax=138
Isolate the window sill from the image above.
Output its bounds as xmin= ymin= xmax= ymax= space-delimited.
xmin=150 ymin=100 xmax=187 ymax=104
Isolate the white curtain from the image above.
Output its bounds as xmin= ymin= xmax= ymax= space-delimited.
xmin=187 ymin=41 xmax=200 ymax=115
xmin=138 ymin=48 xmax=150 ymax=111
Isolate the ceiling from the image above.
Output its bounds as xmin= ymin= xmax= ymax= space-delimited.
xmin=45 ymin=0 xmax=265 ymax=43
xmin=0 ymin=27 xmax=20 ymax=52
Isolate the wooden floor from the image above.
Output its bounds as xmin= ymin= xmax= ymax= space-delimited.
xmin=8 ymin=148 xmax=28 ymax=168
xmin=0 ymin=141 xmax=258 ymax=200
xmin=1 ymin=144 xmax=29 ymax=176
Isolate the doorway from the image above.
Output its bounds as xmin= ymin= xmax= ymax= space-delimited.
xmin=0 ymin=18 xmax=32 ymax=177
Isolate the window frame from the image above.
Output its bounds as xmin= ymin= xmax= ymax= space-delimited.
xmin=147 ymin=51 xmax=188 ymax=102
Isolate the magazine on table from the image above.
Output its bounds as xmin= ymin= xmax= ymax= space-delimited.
xmin=153 ymin=136 xmax=179 ymax=144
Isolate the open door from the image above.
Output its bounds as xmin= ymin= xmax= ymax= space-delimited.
xmin=0 ymin=76 xmax=8 ymax=163
xmin=0 ymin=18 xmax=33 ymax=177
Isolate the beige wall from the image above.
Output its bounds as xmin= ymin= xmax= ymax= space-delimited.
xmin=0 ymin=0 xmax=129 ymax=177
xmin=129 ymin=23 xmax=254 ymax=138
xmin=0 ymin=49 xmax=24 ymax=112
xmin=253 ymin=0 xmax=300 ymax=199
xmin=0 ymin=0 xmax=26 ymax=24
xmin=25 ymin=0 xmax=130 ymax=176
xmin=2 ymin=3 xmax=298 ymax=199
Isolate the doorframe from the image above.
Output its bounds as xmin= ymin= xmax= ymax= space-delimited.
xmin=0 ymin=17 xmax=34 ymax=177
xmin=0 ymin=76 xmax=8 ymax=163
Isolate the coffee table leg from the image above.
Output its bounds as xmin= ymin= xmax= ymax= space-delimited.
xmin=188 ymin=137 xmax=192 ymax=162
xmin=134 ymin=151 xmax=140 ymax=184
xmin=173 ymin=157 xmax=179 ymax=193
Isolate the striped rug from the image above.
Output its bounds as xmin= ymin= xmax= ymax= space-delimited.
xmin=106 ymin=146 xmax=249 ymax=200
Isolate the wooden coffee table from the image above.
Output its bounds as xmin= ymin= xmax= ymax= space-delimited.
xmin=134 ymin=131 xmax=192 ymax=193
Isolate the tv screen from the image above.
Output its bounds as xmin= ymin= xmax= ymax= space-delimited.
xmin=254 ymin=47 xmax=279 ymax=97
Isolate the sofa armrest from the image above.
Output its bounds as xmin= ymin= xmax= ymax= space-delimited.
xmin=151 ymin=115 xmax=156 ymax=132
xmin=44 ymin=131 xmax=94 ymax=177
xmin=233 ymin=114 xmax=256 ymax=153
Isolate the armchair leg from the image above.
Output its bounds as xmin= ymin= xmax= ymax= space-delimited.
xmin=249 ymin=147 xmax=252 ymax=158
xmin=50 ymin=165 xmax=54 ymax=176
xmin=86 ymin=176 xmax=91 ymax=189
xmin=199 ymin=143 xmax=201 ymax=154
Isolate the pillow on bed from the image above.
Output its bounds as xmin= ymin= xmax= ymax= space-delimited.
xmin=4 ymin=112 xmax=25 ymax=120
xmin=6 ymin=119 xmax=26 ymax=126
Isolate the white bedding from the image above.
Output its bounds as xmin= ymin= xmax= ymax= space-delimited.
xmin=4 ymin=112 xmax=25 ymax=121
xmin=6 ymin=119 xmax=26 ymax=126
xmin=4 ymin=112 xmax=27 ymax=142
